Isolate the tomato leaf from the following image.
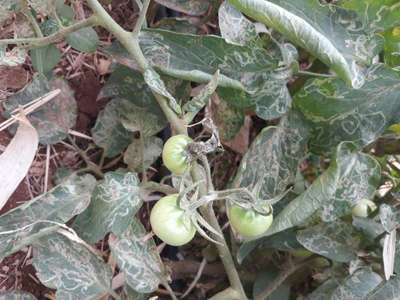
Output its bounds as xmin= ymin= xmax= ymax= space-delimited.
xmin=3 ymin=75 xmax=77 ymax=144
xmin=123 ymin=136 xmax=163 ymax=173
xmin=73 ymin=171 xmax=142 ymax=243
xmin=30 ymin=45 xmax=61 ymax=74
xmin=294 ymin=64 xmax=400 ymax=154
xmin=261 ymin=142 xmax=380 ymax=238
xmin=33 ymin=233 xmax=113 ymax=300
xmin=0 ymin=174 xmax=96 ymax=260
xmin=228 ymin=0 xmax=381 ymax=88
xmin=139 ymin=29 xmax=292 ymax=120
xmin=66 ymin=27 xmax=99 ymax=53
xmin=297 ymin=221 xmax=359 ymax=262
xmin=0 ymin=291 xmax=37 ymax=300
xmin=109 ymin=219 xmax=166 ymax=293
xmin=233 ymin=110 xmax=309 ymax=200
xmin=92 ymin=99 xmax=133 ymax=158
xmin=154 ymin=0 xmax=210 ymax=16
xmin=330 ymin=268 xmax=382 ymax=300
xmin=338 ymin=0 xmax=400 ymax=33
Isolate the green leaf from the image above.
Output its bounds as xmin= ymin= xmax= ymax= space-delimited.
xmin=330 ymin=268 xmax=382 ymax=300
xmin=228 ymin=0 xmax=380 ymax=88
xmin=338 ymin=0 xmax=400 ymax=33
xmin=232 ymin=110 xmax=309 ymax=200
xmin=33 ymin=233 xmax=113 ymax=300
xmin=98 ymin=65 xmax=168 ymax=136
xmin=154 ymin=18 xmax=199 ymax=34
xmin=0 ymin=291 xmax=37 ymax=300
xmin=92 ymin=99 xmax=132 ymax=158
xmin=3 ymin=74 xmax=78 ymax=144
xmin=253 ymin=269 xmax=290 ymax=300
xmin=30 ymin=44 xmax=61 ymax=74
xmin=0 ymin=174 xmax=96 ymax=260
xmin=109 ymin=219 xmax=166 ymax=293
xmin=294 ymin=64 xmax=400 ymax=154
xmin=305 ymin=279 xmax=338 ymax=300
xmin=218 ymin=1 xmax=260 ymax=46
xmin=154 ymin=0 xmax=210 ymax=16
xmin=261 ymin=142 xmax=380 ymax=238
xmin=143 ymin=68 xmax=181 ymax=114
xmin=123 ymin=136 xmax=163 ymax=173
xmin=237 ymin=229 xmax=301 ymax=263
xmin=366 ymin=277 xmax=400 ymax=300
xmin=352 ymin=217 xmax=385 ymax=243
xmin=66 ymin=27 xmax=99 ymax=53
xmin=139 ymin=29 xmax=292 ymax=120
xmin=183 ymin=71 xmax=219 ymax=116
xmin=122 ymin=285 xmax=149 ymax=300
xmin=379 ymin=204 xmax=398 ymax=232
xmin=73 ymin=171 xmax=142 ymax=243
xmin=383 ymin=27 xmax=400 ymax=69
xmin=297 ymin=221 xmax=359 ymax=262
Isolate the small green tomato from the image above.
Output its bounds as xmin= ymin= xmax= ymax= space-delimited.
xmin=352 ymin=199 xmax=377 ymax=218
xmin=162 ymin=135 xmax=192 ymax=175
xmin=150 ymin=194 xmax=196 ymax=246
xmin=229 ymin=204 xmax=273 ymax=238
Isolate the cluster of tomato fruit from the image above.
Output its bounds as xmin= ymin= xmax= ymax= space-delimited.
xmin=150 ymin=135 xmax=377 ymax=247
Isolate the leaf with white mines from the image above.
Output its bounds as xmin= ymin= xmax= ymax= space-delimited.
xmin=33 ymin=232 xmax=113 ymax=300
xmin=0 ymin=116 xmax=38 ymax=211
xmin=228 ymin=0 xmax=375 ymax=88
xmin=218 ymin=1 xmax=260 ymax=46
xmin=0 ymin=290 xmax=37 ymax=300
xmin=73 ymin=171 xmax=142 ymax=243
xmin=330 ymin=268 xmax=382 ymax=300
xmin=0 ymin=174 xmax=96 ymax=260
xmin=183 ymin=70 xmax=219 ymax=117
xmin=109 ymin=218 xmax=166 ymax=293
xmin=144 ymin=68 xmax=182 ymax=114
xmin=260 ymin=142 xmax=380 ymax=238
xmin=383 ymin=230 xmax=396 ymax=280
xmin=123 ymin=136 xmax=163 ymax=173
xmin=297 ymin=221 xmax=359 ymax=263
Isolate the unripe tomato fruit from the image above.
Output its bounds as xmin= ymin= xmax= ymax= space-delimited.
xmin=162 ymin=135 xmax=192 ymax=175
xmin=150 ymin=194 xmax=196 ymax=246
xmin=352 ymin=199 xmax=377 ymax=218
xmin=229 ymin=204 xmax=273 ymax=238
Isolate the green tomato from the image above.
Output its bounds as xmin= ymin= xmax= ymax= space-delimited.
xmin=229 ymin=204 xmax=273 ymax=238
xmin=150 ymin=194 xmax=196 ymax=246
xmin=162 ymin=135 xmax=192 ymax=175
xmin=352 ymin=199 xmax=377 ymax=218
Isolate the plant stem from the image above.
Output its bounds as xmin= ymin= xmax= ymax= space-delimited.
xmin=0 ymin=15 xmax=99 ymax=47
xmin=85 ymin=0 xmax=246 ymax=297
xmin=254 ymin=256 xmax=316 ymax=300
xmin=162 ymin=281 xmax=178 ymax=300
xmin=86 ymin=0 xmax=187 ymax=135
xmin=132 ymin=0 xmax=150 ymax=36
xmin=192 ymin=164 xmax=247 ymax=299
xmin=297 ymin=70 xmax=336 ymax=78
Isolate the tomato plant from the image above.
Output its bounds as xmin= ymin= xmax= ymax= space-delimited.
xmin=150 ymin=194 xmax=196 ymax=246
xmin=1 ymin=0 xmax=400 ymax=299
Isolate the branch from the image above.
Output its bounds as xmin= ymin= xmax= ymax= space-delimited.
xmin=0 ymin=15 xmax=99 ymax=47
xmin=132 ymin=0 xmax=150 ymax=36
xmin=86 ymin=0 xmax=186 ymax=134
